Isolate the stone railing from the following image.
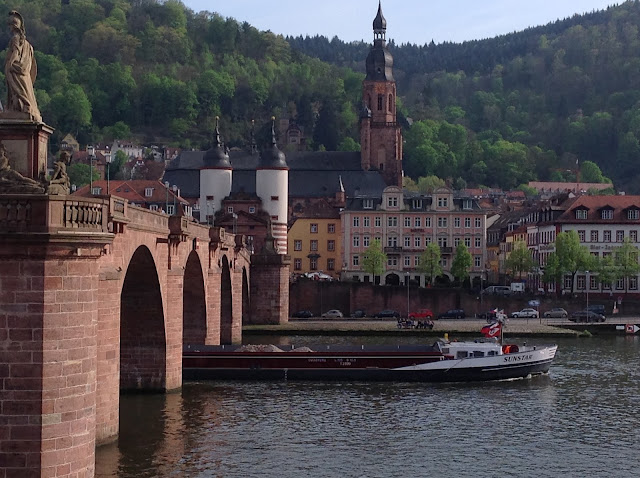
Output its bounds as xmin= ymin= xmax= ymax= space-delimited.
xmin=0 ymin=194 xmax=109 ymax=234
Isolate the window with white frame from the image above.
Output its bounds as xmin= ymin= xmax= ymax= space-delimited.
xmin=145 ymin=187 xmax=153 ymax=197
xmin=363 ymin=199 xmax=374 ymax=209
xmin=353 ymin=217 xmax=360 ymax=227
xmin=249 ymin=206 xmax=256 ymax=214
xmin=387 ymin=197 xmax=398 ymax=208
xmin=363 ymin=236 xmax=370 ymax=248
xmin=425 ymin=236 xmax=432 ymax=244
xmin=387 ymin=236 xmax=398 ymax=247
xmin=617 ymin=230 xmax=625 ymax=242
xmin=464 ymin=237 xmax=471 ymax=248
xmin=353 ymin=236 xmax=360 ymax=248
xmin=578 ymin=230 xmax=586 ymax=242
xmin=628 ymin=209 xmax=639 ymax=220
xmin=454 ymin=237 xmax=461 ymax=247
xmin=414 ymin=256 xmax=420 ymax=267
xmin=576 ymin=209 xmax=588 ymax=219
xmin=425 ymin=217 xmax=432 ymax=227
xmin=414 ymin=237 xmax=421 ymax=248
xmin=294 ymin=258 xmax=302 ymax=270
xmin=604 ymin=230 xmax=612 ymax=242
xmin=387 ymin=257 xmax=398 ymax=267
xmin=310 ymin=223 xmax=318 ymax=233
xmin=631 ymin=230 xmax=638 ymax=242
xmin=375 ymin=217 xmax=381 ymax=227
xmin=475 ymin=218 xmax=482 ymax=228
xmin=363 ymin=217 xmax=370 ymax=227
xmin=353 ymin=255 xmax=359 ymax=267
xmin=328 ymin=223 xmax=336 ymax=233
xmin=167 ymin=204 xmax=175 ymax=215
xmin=577 ymin=275 xmax=586 ymax=290
xmin=437 ymin=197 xmax=448 ymax=208
xmin=227 ymin=206 xmax=234 ymax=213
xmin=438 ymin=237 xmax=448 ymax=247
xmin=454 ymin=217 xmax=461 ymax=228
xmin=328 ymin=240 xmax=336 ymax=251
xmin=388 ymin=216 xmax=398 ymax=227
xmin=404 ymin=236 xmax=411 ymax=247
xmin=590 ymin=276 xmax=598 ymax=290
xmin=630 ymin=277 xmax=638 ymax=290
xmin=601 ymin=209 xmax=614 ymax=220
xmin=327 ymin=259 xmax=335 ymax=271
xmin=294 ymin=240 xmax=302 ymax=251
xmin=404 ymin=256 xmax=411 ymax=267
xmin=475 ymin=237 xmax=481 ymax=248
xmin=415 ymin=217 xmax=422 ymax=228
xmin=474 ymin=256 xmax=481 ymax=268
xmin=564 ymin=276 xmax=572 ymax=290
xmin=310 ymin=258 xmax=318 ymax=271
xmin=413 ymin=199 xmax=423 ymax=209
xmin=591 ymin=230 xmax=599 ymax=242
xmin=616 ymin=278 xmax=625 ymax=290
xmin=92 ymin=187 xmax=102 ymax=195
xmin=404 ymin=217 xmax=411 ymax=227
xmin=438 ymin=217 xmax=447 ymax=228
xmin=465 ymin=217 xmax=471 ymax=228
xmin=310 ymin=240 xmax=318 ymax=251
xmin=463 ymin=199 xmax=472 ymax=210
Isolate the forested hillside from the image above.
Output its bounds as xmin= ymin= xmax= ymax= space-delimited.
xmin=289 ymin=1 xmax=640 ymax=192
xmin=0 ymin=0 xmax=363 ymax=153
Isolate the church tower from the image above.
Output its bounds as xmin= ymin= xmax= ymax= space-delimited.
xmin=360 ymin=1 xmax=403 ymax=187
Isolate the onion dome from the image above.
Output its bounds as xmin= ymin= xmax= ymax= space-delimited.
xmin=373 ymin=1 xmax=387 ymax=32
xmin=366 ymin=2 xmax=394 ymax=81
xmin=259 ymin=118 xmax=288 ymax=169
xmin=203 ymin=117 xmax=231 ymax=168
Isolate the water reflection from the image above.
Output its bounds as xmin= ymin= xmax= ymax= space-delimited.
xmin=96 ymin=336 xmax=640 ymax=478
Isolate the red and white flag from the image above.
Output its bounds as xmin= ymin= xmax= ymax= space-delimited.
xmin=481 ymin=321 xmax=502 ymax=338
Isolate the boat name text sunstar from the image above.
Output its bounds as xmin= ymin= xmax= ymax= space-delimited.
xmin=503 ymin=354 xmax=533 ymax=363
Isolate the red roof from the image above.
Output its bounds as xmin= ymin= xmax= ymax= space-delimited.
xmin=557 ymin=195 xmax=640 ymax=223
xmin=72 ymin=180 xmax=187 ymax=205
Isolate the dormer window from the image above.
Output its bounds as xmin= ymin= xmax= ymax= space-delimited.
xmin=463 ymin=199 xmax=472 ymax=210
xmin=387 ymin=197 xmax=398 ymax=208
xmin=91 ymin=187 xmax=101 ymax=195
xmin=576 ymin=209 xmax=588 ymax=220
xmin=601 ymin=209 xmax=613 ymax=220
xmin=412 ymin=199 xmax=422 ymax=209
xmin=628 ymin=209 xmax=639 ymax=220
xmin=145 ymin=187 xmax=153 ymax=197
xmin=363 ymin=199 xmax=374 ymax=209
xmin=437 ymin=197 xmax=448 ymax=208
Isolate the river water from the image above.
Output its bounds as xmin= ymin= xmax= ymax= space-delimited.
xmin=95 ymin=335 xmax=640 ymax=478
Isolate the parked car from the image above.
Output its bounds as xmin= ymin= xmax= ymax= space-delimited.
xmin=481 ymin=286 xmax=512 ymax=296
xmin=408 ymin=308 xmax=434 ymax=319
xmin=543 ymin=308 xmax=568 ymax=318
xmin=511 ymin=308 xmax=539 ymax=319
xmin=373 ymin=309 xmax=400 ymax=318
xmin=351 ymin=309 xmax=367 ymax=318
xmin=570 ymin=310 xmax=606 ymax=323
xmin=321 ymin=309 xmax=343 ymax=318
xmin=292 ymin=310 xmax=313 ymax=318
xmin=437 ymin=309 xmax=466 ymax=320
xmin=586 ymin=304 xmax=606 ymax=315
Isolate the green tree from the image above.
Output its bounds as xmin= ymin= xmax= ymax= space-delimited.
xmin=362 ymin=239 xmax=387 ymax=280
xmin=554 ymin=231 xmax=594 ymax=292
xmin=614 ymin=238 xmax=640 ymax=292
xmin=451 ymin=243 xmax=472 ymax=285
xmin=68 ymin=163 xmax=100 ymax=189
xmin=594 ymin=254 xmax=620 ymax=290
xmin=416 ymin=175 xmax=446 ymax=193
xmin=506 ymin=241 xmax=535 ymax=280
xmin=542 ymin=252 xmax=563 ymax=296
xmin=580 ymin=160 xmax=611 ymax=183
xmin=419 ymin=242 xmax=442 ymax=286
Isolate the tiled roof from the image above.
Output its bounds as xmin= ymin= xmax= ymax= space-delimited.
xmin=528 ymin=181 xmax=611 ymax=192
xmin=73 ymin=180 xmax=187 ymax=205
xmin=557 ymin=195 xmax=640 ymax=223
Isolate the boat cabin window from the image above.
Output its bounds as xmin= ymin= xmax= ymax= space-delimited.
xmin=456 ymin=351 xmax=468 ymax=359
xmin=488 ymin=351 xmax=498 ymax=356
xmin=473 ymin=351 xmax=484 ymax=358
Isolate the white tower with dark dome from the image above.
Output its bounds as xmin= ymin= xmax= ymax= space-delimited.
xmin=199 ymin=118 xmax=232 ymax=222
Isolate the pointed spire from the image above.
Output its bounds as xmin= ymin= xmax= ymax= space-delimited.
xmin=270 ymin=116 xmax=278 ymax=147
xmin=339 ymin=175 xmax=345 ymax=193
xmin=373 ymin=1 xmax=387 ymax=42
xmin=259 ymin=117 xmax=288 ymax=169
xmin=203 ymin=116 xmax=231 ymax=168
xmin=213 ymin=116 xmax=223 ymax=148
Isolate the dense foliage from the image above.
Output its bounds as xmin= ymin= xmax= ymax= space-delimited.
xmin=0 ymin=0 xmax=363 ymax=153
xmin=289 ymin=1 xmax=640 ymax=191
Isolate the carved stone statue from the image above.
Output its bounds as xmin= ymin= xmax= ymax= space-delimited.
xmin=4 ymin=10 xmax=41 ymax=122
xmin=0 ymin=141 xmax=45 ymax=193
xmin=47 ymin=151 xmax=71 ymax=195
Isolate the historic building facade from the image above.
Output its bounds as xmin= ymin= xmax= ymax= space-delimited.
xmin=341 ymin=187 xmax=487 ymax=286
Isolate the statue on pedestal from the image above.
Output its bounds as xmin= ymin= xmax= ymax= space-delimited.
xmin=0 ymin=141 xmax=45 ymax=193
xmin=4 ymin=10 xmax=41 ymax=122
xmin=47 ymin=151 xmax=71 ymax=195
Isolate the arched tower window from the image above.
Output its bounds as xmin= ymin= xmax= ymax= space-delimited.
xmin=377 ymin=95 xmax=383 ymax=111
xmin=388 ymin=94 xmax=393 ymax=112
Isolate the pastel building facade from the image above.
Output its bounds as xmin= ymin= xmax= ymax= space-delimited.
xmin=342 ymin=186 xmax=487 ymax=286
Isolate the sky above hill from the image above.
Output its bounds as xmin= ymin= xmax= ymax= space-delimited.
xmin=181 ymin=0 xmax=619 ymax=45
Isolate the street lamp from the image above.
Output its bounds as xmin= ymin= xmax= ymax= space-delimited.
xmin=585 ymin=270 xmax=590 ymax=312
xmin=406 ymin=272 xmax=410 ymax=319
xmin=164 ymin=181 xmax=170 ymax=214
xmin=89 ymin=154 xmax=95 ymax=194
xmin=106 ymin=154 xmax=112 ymax=194
xmin=172 ymin=184 xmax=178 ymax=214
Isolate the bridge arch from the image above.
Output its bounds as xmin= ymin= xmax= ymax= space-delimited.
xmin=220 ymin=255 xmax=233 ymax=344
xmin=183 ymin=250 xmax=207 ymax=345
xmin=120 ymin=245 xmax=166 ymax=391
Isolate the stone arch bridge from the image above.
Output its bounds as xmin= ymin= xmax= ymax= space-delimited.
xmin=0 ymin=194 xmax=289 ymax=477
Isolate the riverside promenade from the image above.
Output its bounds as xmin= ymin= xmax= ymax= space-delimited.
xmin=244 ymin=319 xmax=581 ymax=337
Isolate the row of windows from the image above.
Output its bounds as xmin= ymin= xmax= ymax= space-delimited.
xmin=294 ymin=240 xmax=335 ymax=252
xmin=309 ymin=223 xmax=337 ymax=234
xmin=566 ymin=275 xmax=638 ymax=290
xmin=575 ymin=209 xmax=640 ymax=220
xmin=576 ymin=230 xmax=638 ymax=243
xmin=351 ymin=216 xmax=483 ymax=228
xmin=294 ymin=258 xmax=335 ymax=271
xmin=349 ymin=235 xmax=483 ymax=249
xmin=227 ymin=206 xmax=256 ymax=214
xmin=351 ymin=255 xmax=483 ymax=268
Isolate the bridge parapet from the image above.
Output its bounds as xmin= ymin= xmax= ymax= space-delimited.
xmin=0 ymin=194 xmax=109 ymax=234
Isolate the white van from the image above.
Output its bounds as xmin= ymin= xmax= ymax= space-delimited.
xmin=481 ymin=286 xmax=512 ymax=296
